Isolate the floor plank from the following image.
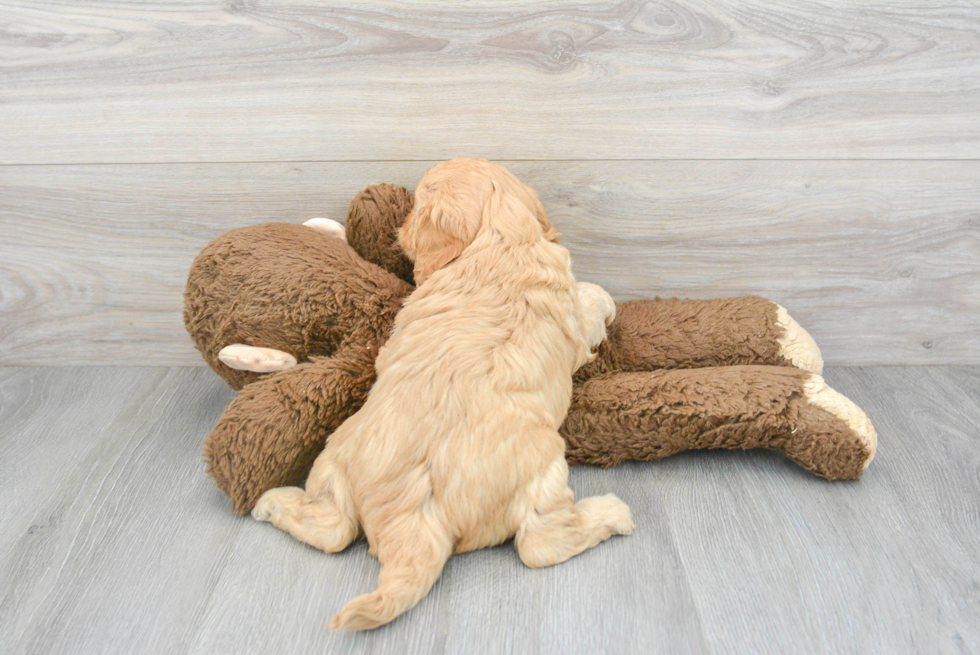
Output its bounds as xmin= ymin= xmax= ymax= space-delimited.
xmin=2 ymin=160 xmax=977 ymax=367
xmin=0 ymin=368 xmax=237 ymax=655
xmin=0 ymin=366 xmax=977 ymax=654
xmin=2 ymin=1 xmax=979 ymax=163
xmin=0 ymin=367 xmax=155 ymax=556
xmin=654 ymin=367 xmax=980 ymax=654
xmin=839 ymin=367 xmax=980 ymax=651
xmin=189 ymin=465 xmax=707 ymax=655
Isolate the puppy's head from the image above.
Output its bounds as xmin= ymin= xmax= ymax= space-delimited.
xmin=399 ymin=159 xmax=559 ymax=285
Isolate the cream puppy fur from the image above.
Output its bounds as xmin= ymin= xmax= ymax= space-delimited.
xmin=252 ymin=159 xmax=633 ymax=631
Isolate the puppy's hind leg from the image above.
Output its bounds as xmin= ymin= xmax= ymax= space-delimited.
xmin=515 ymin=456 xmax=634 ymax=569
xmin=252 ymin=461 xmax=358 ymax=553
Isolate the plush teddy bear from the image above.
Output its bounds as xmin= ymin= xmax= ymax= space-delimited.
xmin=185 ymin=184 xmax=877 ymax=514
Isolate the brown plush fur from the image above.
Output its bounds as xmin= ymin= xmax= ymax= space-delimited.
xmin=186 ymin=184 xmax=877 ymax=516
xmin=345 ymin=183 xmax=415 ymax=284
xmin=203 ymin=350 xmax=377 ymax=510
xmin=184 ymin=223 xmax=411 ymax=391
xmin=578 ymin=296 xmax=792 ymax=378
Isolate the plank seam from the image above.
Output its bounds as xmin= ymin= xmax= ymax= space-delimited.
xmin=2 ymin=159 xmax=980 ymax=167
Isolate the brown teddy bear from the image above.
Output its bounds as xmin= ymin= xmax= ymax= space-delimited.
xmin=185 ymin=184 xmax=877 ymax=514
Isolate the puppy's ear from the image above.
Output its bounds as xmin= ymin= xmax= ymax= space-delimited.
xmin=533 ymin=195 xmax=560 ymax=244
xmin=399 ymin=197 xmax=467 ymax=285
xmin=486 ymin=180 xmax=561 ymax=244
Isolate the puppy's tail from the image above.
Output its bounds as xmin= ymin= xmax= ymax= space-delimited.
xmin=327 ymin=514 xmax=451 ymax=631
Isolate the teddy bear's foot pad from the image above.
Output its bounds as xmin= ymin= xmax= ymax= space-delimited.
xmin=804 ymin=374 xmax=878 ymax=468
xmin=776 ymin=305 xmax=824 ymax=375
xmin=218 ymin=344 xmax=297 ymax=373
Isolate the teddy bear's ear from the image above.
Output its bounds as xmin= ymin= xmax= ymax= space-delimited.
xmin=346 ymin=184 xmax=416 ymax=284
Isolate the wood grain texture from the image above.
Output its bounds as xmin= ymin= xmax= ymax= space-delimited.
xmin=1 ymin=0 xmax=979 ymax=163
xmin=0 ymin=367 xmax=237 ymax=655
xmin=653 ymin=366 xmax=980 ymax=654
xmin=2 ymin=160 xmax=977 ymax=366
xmin=189 ymin=463 xmax=709 ymax=655
xmin=0 ymin=366 xmax=977 ymax=654
xmin=0 ymin=367 xmax=152 ymax=559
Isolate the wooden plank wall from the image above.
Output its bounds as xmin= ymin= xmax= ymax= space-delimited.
xmin=1 ymin=0 xmax=978 ymax=365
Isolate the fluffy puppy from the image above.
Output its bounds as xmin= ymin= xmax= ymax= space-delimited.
xmin=252 ymin=159 xmax=633 ymax=631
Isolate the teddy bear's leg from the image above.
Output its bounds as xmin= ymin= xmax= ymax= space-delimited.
xmin=515 ymin=454 xmax=634 ymax=569
xmin=218 ymin=344 xmax=298 ymax=373
xmin=562 ymin=365 xmax=876 ymax=479
xmin=577 ymin=296 xmax=823 ymax=380
xmin=303 ymin=217 xmax=347 ymax=240
xmin=252 ymin=457 xmax=359 ymax=553
xmin=204 ymin=350 xmax=376 ymax=514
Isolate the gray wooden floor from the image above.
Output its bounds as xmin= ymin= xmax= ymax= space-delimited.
xmin=1 ymin=366 xmax=977 ymax=655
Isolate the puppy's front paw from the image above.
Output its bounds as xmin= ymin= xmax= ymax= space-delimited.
xmin=578 ymin=282 xmax=616 ymax=325
xmin=218 ymin=344 xmax=297 ymax=373
xmin=577 ymin=282 xmax=616 ymax=349
xmin=304 ymin=217 xmax=346 ymax=241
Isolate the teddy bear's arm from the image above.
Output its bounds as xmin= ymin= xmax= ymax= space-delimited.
xmin=204 ymin=349 xmax=376 ymax=514
xmin=561 ymin=365 xmax=875 ymax=479
xmin=576 ymin=296 xmax=822 ymax=380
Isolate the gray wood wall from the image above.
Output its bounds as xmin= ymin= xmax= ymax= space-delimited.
xmin=1 ymin=1 xmax=978 ymax=366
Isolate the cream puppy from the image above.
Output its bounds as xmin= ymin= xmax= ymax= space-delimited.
xmin=253 ymin=159 xmax=633 ymax=631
